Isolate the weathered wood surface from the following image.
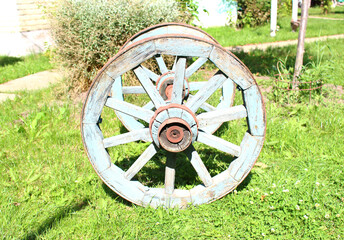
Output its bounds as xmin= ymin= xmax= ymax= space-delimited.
xmin=155 ymin=37 xmax=213 ymax=58
xmin=142 ymin=66 xmax=159 ymax=82
xmin=185 ymin=145 xmax=213 ymax=187
xmin=186 ymin=71 xmax=227 ymax=113
xmin=122 ymin=86 xmax=146 ymax=94
xmin=243 ymin=85 xmax=266 ymax=136
xmin=101 ymin=164 xmax=144 ymax=206
xmin=197 ymin=105 xmax=247 ymax=128
xmin=188 ymin=82 xmax=206 ymax=91
xmin=171 ymin=56 xmax=187 ymax=104
xmin=133 ymin=66 xmax=166 ymax=108
xmin=111 ymin=76 xmax=145 ymax=132
xmin=185 ymin=57 xmax=208 ymax=78
xmin=155 ymin=55 xmax=169 ymax=74
xmin=103 ymin=128 xmax=151 ymax=148
xmin=124 ymin=143 xmax=158 ymax=181
xmin=209 ymin=47 xmax=254 ymax=90
xmin=228 ymin=133 xmax=264 ymax=181
xmin=122 ymin=23 xmax=218 ymax=51
xmin=197 ymin=131 xmax=241 ymax=157
xmin=165 ymin=153 xmax=176 ymax=195
xmin=82 ymin=72 xmax=113 ymax=124
xmin=82 ymin=124 xmax=111 ymax=173
xmin=105 ymin=97 xmax=154 ymax=123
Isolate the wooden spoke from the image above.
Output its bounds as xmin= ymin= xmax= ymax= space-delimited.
xmin=155 ymin=54 xmax=168 ymax=74
xmin=142 ymin=101 xmax=154 ymax=110
xmin=171 ymin=56 xmax=187 ymax=104
xmin=222 ymin=78 xmax=235 ymax=103
xmin=133 ymin=66 xmax=166 ymax=108
xmin=122 ymin=86 xmax=145 ymax=94
xmin=188 ymin=81 xmax=206 ymax=91
xmin=197 ymin=131 xmax=241 ymax=157
xmin=124 ymin=143 xmax=158 ymax=180
xmin=187 ymin=94 xmax=216 ymax=112
xmin=105 ymin=97 xmax=154 ymax=123
xmin=186 ymin=71 xmax=227 ymax=113
xmin=185 ymin=145 xmax=213 ymax=187
xmin=171 ymin=56 xmax=177 ymax=71
xmin=103 ymin=128 xmax=151 ymax=148
xmin=110 ymin=76 xmax=145 ymax=131
xmin=197 ymin=105 xmax=247 ymax=128
xmin=165 ymin=152 xmax=176 ymax=195
xmin=185 ymin=57 xmax=207 ymax=78
xmin=142 ymin=65 xmax=159 ymax=82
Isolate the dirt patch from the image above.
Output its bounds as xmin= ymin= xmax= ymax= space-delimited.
xmin=324 ymin=84 xmax=344 ymax=95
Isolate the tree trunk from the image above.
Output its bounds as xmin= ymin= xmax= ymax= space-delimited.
xmin=292 ymin=0 xmax=310 ymax=89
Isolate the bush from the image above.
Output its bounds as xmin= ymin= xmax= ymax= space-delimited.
xmin=321 ymin=0 xmax=333 ymax=14
xmin=234 ymin=0 xmax=291 ymax=28
xmin=176 ymin=0 xmax=200 ymax=24
xmin=49 ymin=0 xmax=180 ymax=91
xmin=236 ymin=0 xmax=271 ymax=28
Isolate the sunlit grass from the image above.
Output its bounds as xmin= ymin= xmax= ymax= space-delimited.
xmin=306 ymin=5 xmax=344 ymax=18
xmin=204 ymin=14 xmax=344 ymax=47
xmin=0 ymin=54 xmax=53 ymax=84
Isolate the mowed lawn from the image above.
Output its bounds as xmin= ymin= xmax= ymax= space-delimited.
xmin=0 ymin=37 xmax=343 ymax=239
xmin=204 ymin=5 xmax=344 ymax=47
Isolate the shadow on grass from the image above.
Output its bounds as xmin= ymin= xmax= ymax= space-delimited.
xmin=234 ymin=45 xmax=314 ymax=76
xmin=22 ymin=198 xmax=89 ymax=240
xmin=0 ymin=56 xmax=22 ymax=67
xmin=102 ymin=183 xmax=135 ymax=207
xmin=236 ymin=172 xmax=253 ymax=192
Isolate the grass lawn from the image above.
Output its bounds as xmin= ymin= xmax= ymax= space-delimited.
xmin=235 ymin=38 xmax=344 ymax=86
xmin=204 ymin=8 xmax=344 ymax=47
xmin=306 ymin=5 xmax=344 ymax=18
xmin=0 ymin=54 xmax=53 ymax=85
xmin=0 ymin=37 xmax=343 ymax=238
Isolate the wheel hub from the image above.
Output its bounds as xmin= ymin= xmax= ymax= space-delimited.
xmin=156 ymin=71 xmax=189 ymax=101
xmin=150 ymin=104 xmax=198 ymax=152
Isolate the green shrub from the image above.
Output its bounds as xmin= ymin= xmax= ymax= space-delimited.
xmin=321 ymin=0 xmax=332 ymax=14
xmin=176 ymin=0 xmax=200 ymax=24
xmin=234 ymin=0 xmax=291 ymax=28
xmin=49 ymin=0 xmax=180 ymax=91
xmin=236 ymin=0 xmax=271 ymax=28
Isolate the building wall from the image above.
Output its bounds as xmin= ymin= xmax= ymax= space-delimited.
xmin=16 ymin=0 xmax=52 ymax=32
xmin=0 ymin=1 xmax=21 ymax=33
xmin=0 ymin=0 xmax=54 ymax=56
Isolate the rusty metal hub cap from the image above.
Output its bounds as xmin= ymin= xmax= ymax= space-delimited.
xmin=150 ymin=104 xmax=198 ymax=152
xmin=156 ymin=71 xmax=189 ymax=101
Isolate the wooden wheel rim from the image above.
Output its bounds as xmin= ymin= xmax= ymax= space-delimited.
xmin=81 ymin=34 xmax=266 ymax=208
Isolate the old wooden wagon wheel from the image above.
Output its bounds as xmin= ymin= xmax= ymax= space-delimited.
xmin=81 ymin=24 xmax=266 ymax=208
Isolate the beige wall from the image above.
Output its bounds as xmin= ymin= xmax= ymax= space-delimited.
xmin=0 ymin=1 xmax=55 ymax=56
xmin=0 ymin=1 xmax=21 ymax=33
xmin=16 ymin=0 xmax=53 ymax=32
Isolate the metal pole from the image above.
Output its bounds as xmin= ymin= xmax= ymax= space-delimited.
xmin=270 ymin=0 xmax=278 ymax=37
xmin=292 ymin=0 xmax=310 ymax=88
xmin=292 ymin=0 xmax=298 ymax=22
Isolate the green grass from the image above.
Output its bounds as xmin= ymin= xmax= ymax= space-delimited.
xmin=235 ymin=38 xmax=344 ymax=86
xmin=1 ymin=38 xmax=343 ymax=239
xmin=0 ymin=54 xmax=53 ymax=84
xmin=204 ymin=14 xmax=344 ymax=47
xmin=306 ymin=5 xmax=344 ymax=18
